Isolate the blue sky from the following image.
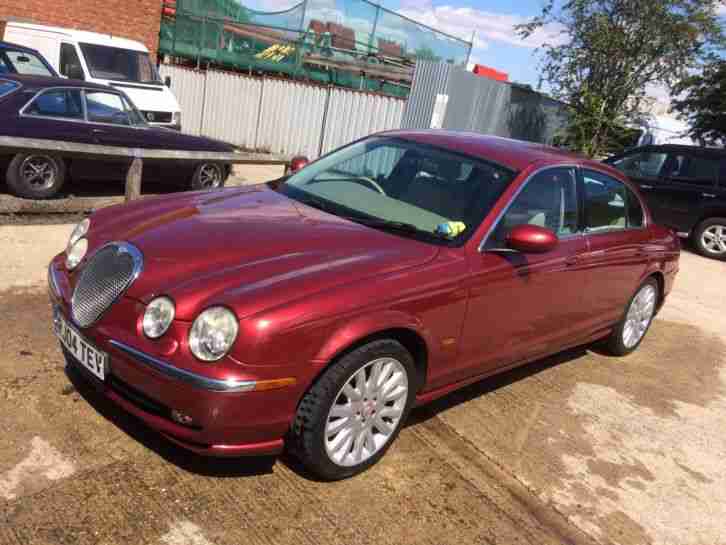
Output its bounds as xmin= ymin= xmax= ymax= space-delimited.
xmin=246 ymin=0 xmax=563 ymax=88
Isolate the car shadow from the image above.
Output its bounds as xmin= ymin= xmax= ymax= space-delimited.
xmin=65 ymin=343 xmax=591 ymax=482
xmin=64 ymin=364 xmax=276 ymax=478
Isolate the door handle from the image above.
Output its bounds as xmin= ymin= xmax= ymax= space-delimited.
xmin=640 ymin=184 xmax=653 ymax=190
xmin=702 ymin=193 xmax=716 ymax=198
xmin=565 ymin=255 xmax=581 ymax=266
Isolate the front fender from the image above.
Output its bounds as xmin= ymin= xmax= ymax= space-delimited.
xmin=312 ymin=309 xmax=436 ymax=369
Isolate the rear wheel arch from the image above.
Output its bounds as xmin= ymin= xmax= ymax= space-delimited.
xmin=691 ymin=210 xmax=726 ymax=235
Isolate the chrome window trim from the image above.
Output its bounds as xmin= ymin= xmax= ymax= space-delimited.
xmin=478 ymin=164 xmax=581 ymax=252
xmin=0 ymin=78 xmax=21 ymax=99
xmin=108 ymin=340 xmax=257 ymax=393
xmin=70 ymin=241 xmax=144 ymax=328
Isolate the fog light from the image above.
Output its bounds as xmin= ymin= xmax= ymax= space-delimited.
xmin=171 ymin=409 xmax=194 ymax=426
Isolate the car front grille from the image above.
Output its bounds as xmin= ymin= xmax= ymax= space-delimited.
xmin=140 ymin=110 xmax=173 ymax=123
xmin=71 ymin=242 xmax=143 ymax=328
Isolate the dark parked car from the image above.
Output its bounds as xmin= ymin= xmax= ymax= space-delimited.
xmin=49 ymin=132 xmax=679 ymax=480
xmin=0 ymin=74 xmax=234 ymax=199
xmin=0 ymin=40 xmax=58 ymax=77
xmin=606 ymin=145 xmax=726 ymax=260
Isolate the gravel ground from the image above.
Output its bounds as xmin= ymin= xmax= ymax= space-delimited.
xmin=0 ymin=180 xmax=724 ymax=545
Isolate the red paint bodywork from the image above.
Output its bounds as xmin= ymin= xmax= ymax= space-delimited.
xmin=49 ymin=132 xmax=680 ymax=456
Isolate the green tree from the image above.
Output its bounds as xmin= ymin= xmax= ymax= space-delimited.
xmin=672 ymin=60 xmax=726 ymax=146
xmin=518 ymin=0 xmax=725 ymax=157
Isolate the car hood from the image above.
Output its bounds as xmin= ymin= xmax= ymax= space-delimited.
xmin=89 ymin=185 xmax=439 ymax=320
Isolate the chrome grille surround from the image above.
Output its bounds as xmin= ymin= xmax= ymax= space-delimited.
xmin=71 ymin=242 xmax=143 ymax=328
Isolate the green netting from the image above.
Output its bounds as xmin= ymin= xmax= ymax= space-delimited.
xmin=159 ymin=0 xmax=472 ymax=97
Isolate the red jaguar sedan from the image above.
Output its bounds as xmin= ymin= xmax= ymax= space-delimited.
xmin=48 ymin=131 xmax=680 ymax=480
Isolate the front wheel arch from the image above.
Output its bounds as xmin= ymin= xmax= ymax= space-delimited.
xmin=313 ymin=324 xmax=430 ymax=395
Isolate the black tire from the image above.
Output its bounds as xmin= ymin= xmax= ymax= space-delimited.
xmin=189 ymin=162 xmax=228 ymax=190
xmin=605 ymin=277 xmax=659 ymax=356
xmin=289 ymin=339 xmax=416 ymax=481
xmin=692 ymin=217 xmax=726 ymax=261
xmin=6 ymin=153 xmax=66 ymax=199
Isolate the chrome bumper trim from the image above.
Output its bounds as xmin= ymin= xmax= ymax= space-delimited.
xmin=109 ymin=340 xmax=256 ymax=393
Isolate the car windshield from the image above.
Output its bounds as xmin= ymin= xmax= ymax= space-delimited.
xmin=275 ymin=137 xmax=516 ymax=245
xmin=0 ymin=49 xmax=55 ymax=77
xmin=79 ymin=43 xmax=161 ymax=83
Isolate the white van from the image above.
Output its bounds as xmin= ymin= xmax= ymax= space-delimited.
xmin=4 ymin=22 xmax=182 ymax=130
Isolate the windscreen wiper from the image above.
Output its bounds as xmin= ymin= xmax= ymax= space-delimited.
xmin=345 ymin=216 xmax=447 ymax=239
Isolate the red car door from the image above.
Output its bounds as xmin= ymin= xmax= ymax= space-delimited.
xmin=443 ymin=166 xmax=590 ymax=388
xmin=578 ymin=168 xmax=651 ymax=332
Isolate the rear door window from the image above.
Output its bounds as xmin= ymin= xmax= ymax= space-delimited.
xmin=626 ymin=187 xmax=645 ymax=228
xmin=583 ymin=170 xmax=628 ymax=231
xmin=610 ymin=151 xmax=668 ymax=180
xmin=24 ymin=89 xmax=84 ymax=119
xmin=662 ymin=153 xmax=719 ymax=188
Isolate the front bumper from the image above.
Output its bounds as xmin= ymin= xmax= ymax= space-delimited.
xmin=49 ymin=258 xmax=310 ymax=457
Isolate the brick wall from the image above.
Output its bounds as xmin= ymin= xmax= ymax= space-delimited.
xmin=0 ymin=0 xmax=162 ymax=57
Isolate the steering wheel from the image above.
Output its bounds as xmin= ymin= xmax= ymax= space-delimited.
xmin=354 ymin=176 xmax=387 ymax=196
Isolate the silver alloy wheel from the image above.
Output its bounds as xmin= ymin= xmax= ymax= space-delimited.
xmin=623 ymin=284 xmax=657 ymax=349
xmin=701 ymin=224 xmax=726 ymax=255
xmin=324 ymin=357 xmax=409 ymax=467
xmin=20 ymin=155 xmax=56 ymax=190
xmin=198 ymin=163 xmax=223 ymax=188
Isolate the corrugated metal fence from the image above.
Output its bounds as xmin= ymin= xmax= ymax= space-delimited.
xmin=401 ymin=60 xmax=569 ymax=145
xmin=160 ymin=64 xmax=406 ymax=159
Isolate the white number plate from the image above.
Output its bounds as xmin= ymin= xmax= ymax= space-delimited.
xmin=54 ymin=309 xmax=108 ymax=381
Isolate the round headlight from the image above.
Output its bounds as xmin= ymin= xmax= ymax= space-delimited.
xmin=189 ymin=307 xmax=239 ymax=362
xmin=65 ymin=238 xmax=88 ymax=270
xmin=143 ymin=296 xmax=176 ymax=339
xmin=67 ymin=218 xmax=90 ymax=253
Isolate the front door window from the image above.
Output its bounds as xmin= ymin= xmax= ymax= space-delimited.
xmin=487 ymin=167 xmax=579 ymax=247
xmin=85 ymin=91 xmax=131 ymax=125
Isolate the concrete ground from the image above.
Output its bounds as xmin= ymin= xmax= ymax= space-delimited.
xmin=0 ymin=179 xmax=724 ymax=544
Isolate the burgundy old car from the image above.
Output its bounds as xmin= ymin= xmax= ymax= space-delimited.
xmin=48 ymin=131 xmax=680 ymax=480
xmin=0 ymin=74 xmax=234 ymax=199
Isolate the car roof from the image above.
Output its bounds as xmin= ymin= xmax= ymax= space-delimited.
xmin=623 ymin=144 xmax=726 ymax=156
xmin=6 ymin=22 xmax=148 ymax=52
xmin=0 ymin=40 xmax=44 ymax=55
xmin=0 ymin=73 xmax=118 ymax=93
xmin=382 ymin=129 xmax=614 ymax=173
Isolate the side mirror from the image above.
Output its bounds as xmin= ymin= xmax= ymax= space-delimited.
xmin=506 ymin=224 xmax=558 ymax=253
xmin=289 ymin=155 xmax=310 ymax=173
xmin=164 ymin=76 xmax=172 ymax=87
xmin=65 ymin=63 xmax=85 ymax=81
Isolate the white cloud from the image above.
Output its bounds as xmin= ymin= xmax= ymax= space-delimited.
xmin=397 ymin=5 xmax=567 ymax=50
xmin=251 ymin=1 xmax=565 ymax=52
